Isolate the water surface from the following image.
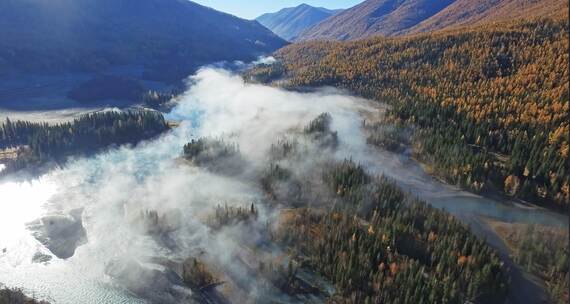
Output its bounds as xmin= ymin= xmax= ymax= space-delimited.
xmin=0 ymin=68 xmax=566 ymax=303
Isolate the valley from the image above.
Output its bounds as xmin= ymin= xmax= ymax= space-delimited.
xmin=0 ymin=0 xmax=567 ymax=303
xmin=0 ymin=68 xmax=567 ymax=304
xmin=248 ymin=16 xmax=569 ymax=212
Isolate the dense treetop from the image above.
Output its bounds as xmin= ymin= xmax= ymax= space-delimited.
xmin=250 ymin=17 xmax=569 ymax=209
xmin=0 ymin=110 xmax=169 ymax=175
xmin=272 ymin=161 xmax=507 ymax=303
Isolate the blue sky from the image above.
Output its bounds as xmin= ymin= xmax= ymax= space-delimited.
xmin=193 ymin=0 xmax=362 ymax=19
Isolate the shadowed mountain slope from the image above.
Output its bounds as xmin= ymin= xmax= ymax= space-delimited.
xmin=297 ymin=0 xmax=567 ymax=40
xmin=0 ymin=0 xmax=287 ymax=81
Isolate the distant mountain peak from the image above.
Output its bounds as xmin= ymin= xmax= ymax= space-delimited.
xmin=256 ymin=4 xmax=343 ymax=41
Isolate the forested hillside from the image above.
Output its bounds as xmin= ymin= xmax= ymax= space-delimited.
xmin=180 ymin=115 xmax=509 ymax=303
xmin=0 ymin=111 xmax=169 ymax=175
xmin=249 ymin=17 xmax=569 ymax=210
xmin=403 ymin=0 xmax=569 ymax=35
xmin=297 ymin=0 xmax=567 ymax=40
xmin=273 ymin=165 xmax=508 ymax=303
xmin=297 ymin=0 xmax=455 ymax=40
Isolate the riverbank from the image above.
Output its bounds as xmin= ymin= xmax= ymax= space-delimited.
xmin=353 ymin=96 xmax=567 ymax=303
xmin=483 ymin=217 xmax=569 ymax=304
xmin=0 ymin=68 xmax=566 ymax=304
xmin=412 ymin=156 xmax=554 ymax=212
xmin=0 ymin=286 xmax=50 ymax=304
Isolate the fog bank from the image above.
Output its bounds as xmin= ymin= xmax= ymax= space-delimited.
xmin=0 ymin=66 xmax=566 ymax=303
xmin=0 ymin=67 xmax=372 ymax=303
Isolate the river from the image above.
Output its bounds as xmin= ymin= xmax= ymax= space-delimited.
xmin=0 ymin=68 xmax=567 ymax=304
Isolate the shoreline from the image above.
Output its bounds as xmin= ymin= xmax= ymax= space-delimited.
xmin=264 ymin=78 xmax=566 ymax=217
xmin=410 ymin=155 xmax=556 ymax=213
xmin=481 ymin=216 xmax=569 ymax=303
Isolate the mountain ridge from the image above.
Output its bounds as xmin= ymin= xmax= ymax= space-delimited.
xmin=402 ymin=0 xmax=569 ymax=35
xmin=297 ymin=0 xmax=568 ymax=41
xmin=0 ymin=0 xmax=287 ymax=81
xmin=256 ymin=3 xmax=343 ymax=41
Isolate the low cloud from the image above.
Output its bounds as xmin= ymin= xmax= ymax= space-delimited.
xmin=0 ymin=67 xmax=378 ymax=303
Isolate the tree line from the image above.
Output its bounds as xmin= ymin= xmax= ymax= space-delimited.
xmin=0 ymin=110 xmax=169 ymax=174
xmin=271 ymin=160 xmax=507 ymax=303
xmin=181 ymin=113 xmax=510 ymax=302
xmin=250 ymin=17 xmax=569 ymax=210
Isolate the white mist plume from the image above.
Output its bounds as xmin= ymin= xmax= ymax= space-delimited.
xmin=2 ymin=66 xmax=566 ymax=304
xmin=170 ymin=68 xmax=370 ymax=163
xmin=252 ymin=56 xmax=277 ymax=65
xmin=0 ymin=67 xmax=375 ymax=303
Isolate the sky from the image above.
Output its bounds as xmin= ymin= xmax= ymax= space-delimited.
xmin=193 ymin=0 xmax=362 ymax=19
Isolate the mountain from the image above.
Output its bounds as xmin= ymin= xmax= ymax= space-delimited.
xmin=403 ymin=0 xmax=569 ymax=35
xmin=297 ymin=0 xmax=567 ymax=40
xmin=256 ymin=4 xmax=343 ymax=41
xmin=297 ymin=0 xmax=455 ymax=40
xmin=251 ymin=15 xmax=570 ymax=211
xmin=0 ymin=0 xmax=287 ymax=82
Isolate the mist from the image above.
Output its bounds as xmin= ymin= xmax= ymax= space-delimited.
xmin=0 ymin=67 xmax=376 ymax=303
xmin=1 ymin=66 xmax=566 ymax=303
